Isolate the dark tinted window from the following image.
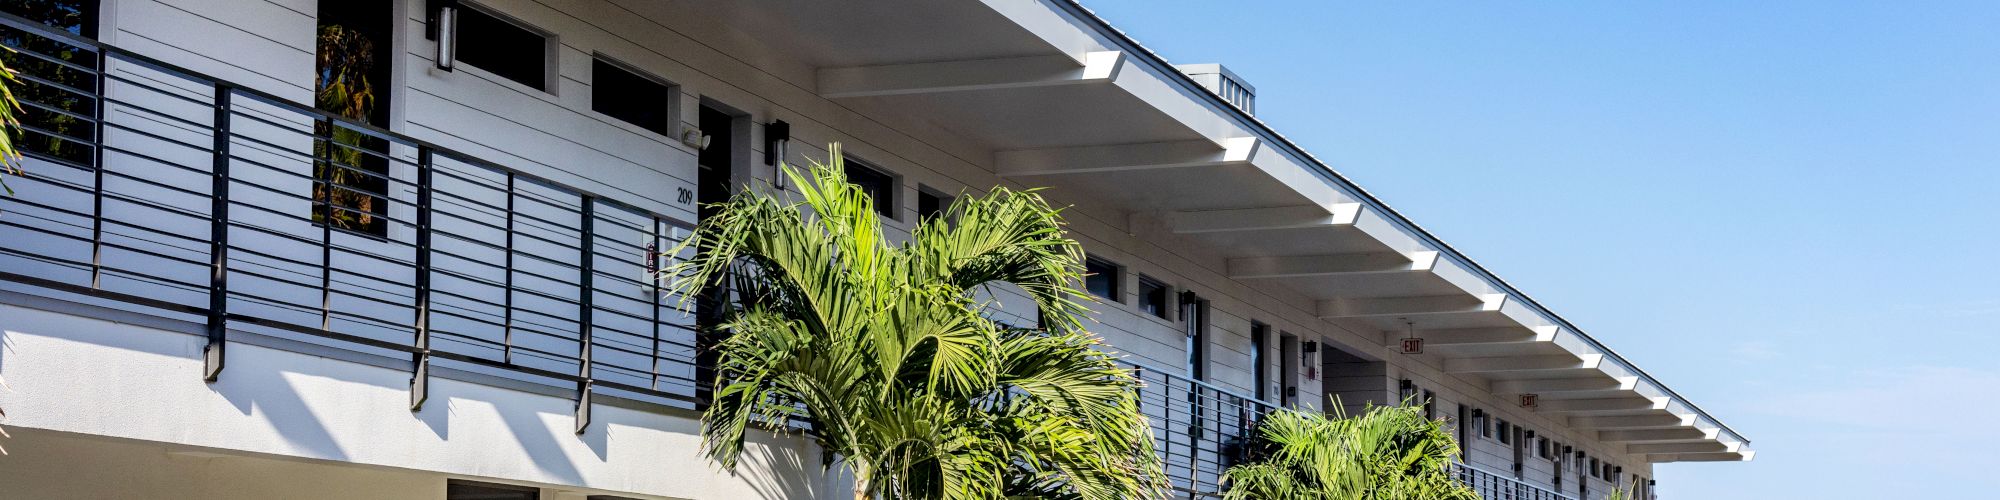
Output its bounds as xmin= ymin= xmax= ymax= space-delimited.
xmin=842 ymin=158 xmax=896 ymax=218
xmin=1084 ymin=257 xmax=1119 ymax=301
xmin=1137 ymin=276 xmax=1168 ymax=318
xmin=4 ymin=0 xmax=96 ymax=37
xmin=314 ymin=0 xmax=394 ymax=236
xmin=1 ymin=0 xmax=101 ymax=165
xmin=446 ymin=480 xmax=537 ymax=500
xmin=592 ymin=58 xmax=673 ymax=136
xmin=917 ymin=188 xmax=949 ymax=222
xmin=456 ymin=5 xmax=547 ymax=91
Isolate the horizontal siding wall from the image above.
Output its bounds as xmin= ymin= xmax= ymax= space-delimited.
xmin=99 ymin=0 xmax=1657 ymax=489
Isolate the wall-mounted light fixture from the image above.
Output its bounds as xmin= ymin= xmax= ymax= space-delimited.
xmin=681 ymin=129 xmax=712 ymax=151
xmin=765 ymin=120 xmax=790 ymax=189
xmin=426 ymin=0 xmax=459 ymax=71
xmin=1302 ymin=341 xmax=1318 ymax=353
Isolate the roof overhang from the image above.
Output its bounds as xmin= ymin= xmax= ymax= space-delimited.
xmin=649 ymin=0 xmax=1752 ymax=463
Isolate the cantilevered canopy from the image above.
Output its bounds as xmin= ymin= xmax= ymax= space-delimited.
xmin=626 ymin=0 xmax=1751 ymax=463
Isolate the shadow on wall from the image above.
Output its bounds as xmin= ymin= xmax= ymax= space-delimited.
xmin=0 ymin=301 xmax=831 ymax=499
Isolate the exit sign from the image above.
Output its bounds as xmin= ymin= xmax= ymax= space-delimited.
xmin=1400 ymin=337 xmax=1424 ymax=354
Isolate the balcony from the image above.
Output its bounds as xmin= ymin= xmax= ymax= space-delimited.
xmin=0 ymin=12 xmax=1574 ymax=500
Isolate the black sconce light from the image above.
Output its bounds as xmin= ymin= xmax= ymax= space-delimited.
xmin=1301 ymin=341 xmax=1318 ymax=354
xmin=765 ymin=120 xmax=790 ymax=189
xmin=426 ymin=0 xmax=460 ymax=71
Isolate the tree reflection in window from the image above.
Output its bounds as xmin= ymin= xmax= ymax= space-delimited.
xmin=314 ymin=1 xmax=392 ymax=235
xmin=0 ymin=0 xmax=100 ymax=168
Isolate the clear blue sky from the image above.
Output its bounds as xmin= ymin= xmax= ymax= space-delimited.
xmin=1079 ymin=1 xmax=1999 ymax=498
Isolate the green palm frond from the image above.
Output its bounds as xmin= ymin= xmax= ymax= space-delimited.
xmin=1222 ymin=405 xmax=1478 ymax=500
xmin=665 ymin=144 xmax=1166 ymax=500
xmin=0 ymin=50 xmax=25 ymax=197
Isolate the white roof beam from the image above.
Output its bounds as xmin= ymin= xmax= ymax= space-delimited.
xmin=1533 ymin=397 xmax=1666 ymax=413
xmin=1232 ymin=251 xmax=1437 ymax=280
xmin=1319 ymin=293 xmax=1507 ymax=319
xmin=1599 ymin=427 xmax=1721 ymax=443
xmin=1490 ymin=375 xmax=1635 ymax=394
xmin=1166 ymin=203 xmax=1363 ymax=234
xmin=1443 ymin=354 xmax=1602 ymax=374
xmin=818 ymin=51 xmax=1124 ymax=98
xmin=1647 ymin=451 xmax=1755 ymax=463
xmin=1626 ymin=442 xmax=1737 ymax=454
xmin=996 ymin=137 xmax=1258 ymax=177
xmin=1566 ymin=414 xmax=1696 ymax=430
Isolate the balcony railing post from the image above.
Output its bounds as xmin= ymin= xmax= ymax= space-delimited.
xmin=649 ymin=216 xmax=663 ymax=391
xmin=503 ymin=172 xmax=516 ymax=364
xmin=201 ymin=83 xmax=232 ymax=382
xmin=575 ymin=196 xmax=595 ymax=434
xmin=88 ymin=46 xmax=107 ymax=289
xmin=410 ymin=145 xmax=434 ymax=411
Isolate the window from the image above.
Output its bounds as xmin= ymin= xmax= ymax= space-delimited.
xmin=1538 ymin=437 xmax=1551 ymax=459
xmin=592 ymin=57 xmax=674 ymax=136
xmin=1474 ymin=409 xmax=1489 ymax=439
xmin=455 ymin=4 xmax=549 ymax=91
xmin=446 ymin=479 xmax=538 ymax=500
xmin=917 ymin=186 xmax=951 ymax=222
xmin=842 ymin=156 xmax=897 ymax=218
xmin=1 ymin=0 xmax=100 ymax=166
xmin=1251 ymin=322 xmax=1269 ymax=401
xmin=1497 ymin=420 xmax=1511 ymax=444
xmin=1137 ymin=276 xmax=1169 ymax=318
xmin=1084 ymin=257 xmax=1120 ymax=301
xmin=4 ymin=1 xmax=98 ymax=38
xmin=314 ymin=0 xmax=394 ymax=236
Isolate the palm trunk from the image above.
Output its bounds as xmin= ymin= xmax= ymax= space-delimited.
xmin=852 ymin=476 xmax=869 ymax=500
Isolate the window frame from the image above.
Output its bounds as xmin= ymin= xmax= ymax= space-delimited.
xmin=1083 ymin=256 xmax=1122 ymax=303
xmin=840 ymin=154 xmax=899 ymax=219
xmin=916 ymin=185 xmax=952 ymax=223
xmin=1136 ymin=274 xmax=1170 ymax=319
xmin=589 ymin=54 xmax=679 ymax=137
xmin=453 ymin=2 xmax=557 ymax=93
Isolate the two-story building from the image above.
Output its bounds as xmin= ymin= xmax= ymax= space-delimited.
xmin=0 ymin=0 xmax=1749 ymax=498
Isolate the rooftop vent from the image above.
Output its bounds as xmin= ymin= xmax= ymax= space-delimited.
xmin=1177 ymin=63 xmax=1255 ymax=115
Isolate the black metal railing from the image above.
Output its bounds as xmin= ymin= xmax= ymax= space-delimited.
xmin=0 ymin=12 xmax=701 ymax=429
xmin=1456 ymin=464 xmax=1578 ymax=500
xmin=1126 ymin=361 xmax=1280 ymax=497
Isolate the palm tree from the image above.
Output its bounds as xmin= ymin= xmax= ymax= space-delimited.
xmin=664 ymin=144 xmax=1167 ymax=500
xmin=0 ymin=51 xmax=24 ymax=197
xmin=1221 ymin=404 xmax=1478 ymax=500
xmin=0 ymin=50 xmax=22 ymax=456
